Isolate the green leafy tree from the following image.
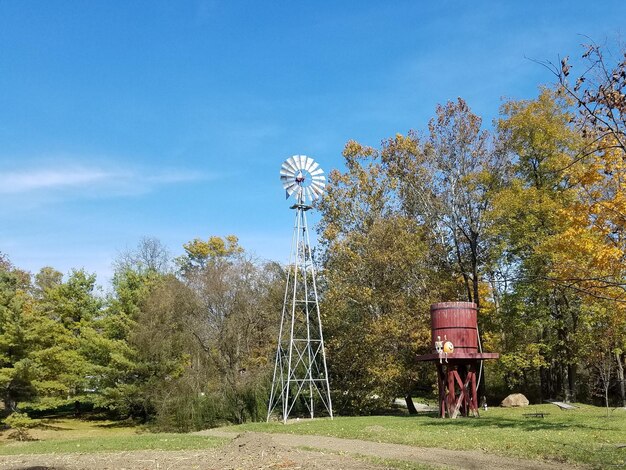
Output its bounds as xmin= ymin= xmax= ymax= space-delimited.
xmin=32 ymin=267 xmax=63 ymax=299
xmin=319 ymin=143 xmax=444 ymax=413
xmin=96 ymin=238 xmax=171 ymax=419
xmin=492 ymin=88 xmax=586 ymax=401
xmin=0 ymin=262 xmax=36 ymax=411
xmin=4 ymin=411 xmax=40 ymax=441
xmin=178 ymin=236 xmax=282 ymax=425
xmin=177 ymin=235 xmax=243 ymax=273
xmin=27 ymin=270 xmax=104 ymax=409
xmin=130 ymin=274 xmax=207 ymax=429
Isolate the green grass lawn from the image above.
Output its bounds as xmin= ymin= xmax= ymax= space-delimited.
xmin=235 ymin=404 xmax=626 ymax=468
xmin=0 ymin=433 xmax=225 ymax=455
xmin=0 ymin=418 xmax=226 ymax=456
xmin=1 ymin=405 xmax=624 ymax=469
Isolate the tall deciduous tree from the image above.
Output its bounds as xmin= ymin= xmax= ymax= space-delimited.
xmin=494 ymin=89 xmax=588 ymax=401
xmin=382 ymin=98 xmax=507 ymax=309
xmin=114 ymin=236 xmax=171 ymax=274
xmin=177 ymin=235 xmax=282 ymax=424
xmin=319 ymin=142 xmax=442 ymax=412
xmin=553 ymin=42 xmax=626 ymax=155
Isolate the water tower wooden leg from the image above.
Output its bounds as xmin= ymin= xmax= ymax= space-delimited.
xmin=447 ymin=366 xmax=456 ymax=418
xmin=433 ymin=361 xmax=484 ymax=419
xmin=436 ymin=363 xmax=446 ymax=418
xmin=458 ymin=364 xmax=468 ymax=417
xmin=463 ymin=369 xmax=472 ymax=417
xmin=470 ymin=362 xmax=479 ymax=416
xmin=451 ymin=367 xmax=467 ymax=419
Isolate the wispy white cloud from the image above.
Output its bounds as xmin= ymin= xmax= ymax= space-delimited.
xmin=0 ymin=168 xmax=114 ymax=194
xmin=143 ymin=171 xmax=206 ymax=185
xmin=0 ymin=163 xmax=208 ymax=197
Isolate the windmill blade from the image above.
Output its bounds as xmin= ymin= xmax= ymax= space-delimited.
xmin=308 ymin=161 xmax=319 ymax=174
xmin=282 ymin=157 xmax=293 ymax=170
xmin=280 ymin=175 xmax=296 ymax=186
xmin=311 ymin=183 xmax=325 ymax=198
xmin=281 ymin=159 xmax=296 ymax=171
xmin=280 ymin=169 xmax=295 ymax=181
xmin=311 ymin=179 xmax=325 ymax=190
xmin=286 ymin=158 xmax=299 ymax=174
xmin=304 ymin=156 xmax=315 ymax=172
xmin=281 ymin=176 xmax=294 ymax=187
xmin=297 ymin=155 xmax=308 ymax=171
xmin=288 ymin=156 xmax=299 ymax=170
xmin=293 ymin=155 xmax=302 ymax=170
xmin=280 ymin=167 xmax=296 ymax=177
xmin=284 ymin=155 xmax=298 ymax=173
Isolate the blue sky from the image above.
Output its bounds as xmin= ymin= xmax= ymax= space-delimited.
xmin=1 ymin=1 xmax=624 ymax=286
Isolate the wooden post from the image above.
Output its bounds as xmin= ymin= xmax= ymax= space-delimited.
xmin=437 ymin=363 xmax=446 ymax=418
xmin=470 ymin=362 xmax=478 ymax=416
xmin=447 ymin=366 xmax=456 ymax=418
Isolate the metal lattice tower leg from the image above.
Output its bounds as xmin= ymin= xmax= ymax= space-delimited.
xmin=267 ymin=197 xmax=333 ymax=423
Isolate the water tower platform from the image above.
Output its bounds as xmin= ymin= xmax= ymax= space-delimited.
xmin=416 ymin=352 xmax=499 ymax=362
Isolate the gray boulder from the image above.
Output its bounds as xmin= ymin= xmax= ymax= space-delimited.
xmin=501 ymin=393 xmax=529 ymax=407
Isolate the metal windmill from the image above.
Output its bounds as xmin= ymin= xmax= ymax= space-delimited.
xmin=267 ymin=155 xmax=333 ymax=423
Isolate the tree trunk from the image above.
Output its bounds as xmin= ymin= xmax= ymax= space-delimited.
xmin=452 ymin=234 xmax=472 ymax=303
xmin=405 ymin=395 xmax=418 ymax=415
xmin=469 ymin=233 xmax=480 ymax=309
xmin=616 ymin=352 xmax=625 ymax=407
xmin=567 ymin=363 xmax=577 ymax=403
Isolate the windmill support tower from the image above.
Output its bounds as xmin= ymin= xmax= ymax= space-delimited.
xmin=267 ymin=155 xmax=333 ymax=423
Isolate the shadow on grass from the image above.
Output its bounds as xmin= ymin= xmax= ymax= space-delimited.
xmin=94 ymin=420 xmax=141 ymax=429
xmin=35 ymin=422 xmax=68 ymax=432
xmin=405 ymin=414 xmax=609 ymax=432
xmin=80 ymin=412 xmax=117 ymax=422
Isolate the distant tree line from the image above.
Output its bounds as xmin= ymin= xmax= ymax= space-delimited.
xmin=0 ymin=42 xmax=624 ymax=428
xmin=0 ymin=236 xmax=285 ymax=430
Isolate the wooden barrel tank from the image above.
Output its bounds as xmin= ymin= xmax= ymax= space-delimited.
xmin=431 ymin=301 xmax=478 ymax=354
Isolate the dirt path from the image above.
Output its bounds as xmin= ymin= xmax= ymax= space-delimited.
xmin=199 ymin=429 xmax=576 ymax=470
xmin=0 ymin=432 xmax=382 ymax=470
xmin=0 ymin=429 xmax=581 ymax=470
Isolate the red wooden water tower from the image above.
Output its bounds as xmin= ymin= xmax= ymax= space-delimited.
xmin=416 ymin=302 xmax=498 ymax=418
